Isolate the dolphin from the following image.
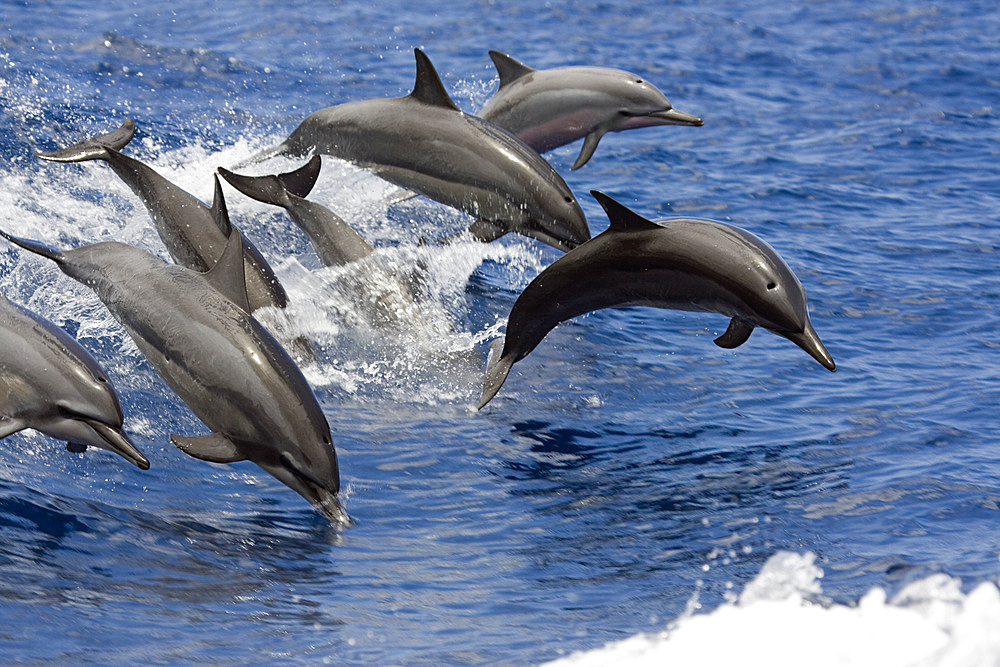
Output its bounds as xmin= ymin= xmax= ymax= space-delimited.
xmin=0 ymin=292 xmax=149 ymax=469
xmin=477 ymin=191 xmax=836 ymax=409
xmin=0 ymin=224 xmax=349 ymax=525
xmin=250 ymin=49 xmax=591 ymax=252
xmin=218 ymin=157 xmax=423 ymax=328
xmin=478 ymin=51 xmax=703 ymax=170
xmin=35 ymin=119 xmax=289 ymax=313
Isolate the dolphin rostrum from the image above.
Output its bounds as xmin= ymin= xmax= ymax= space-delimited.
xmin=0 ymin=225 xmax=348 ymax=524
xmin=35 ymin=119 xmax=289 ymax=313
xmin=0 ymin=292 xmax=149 ymax=469
xmin=478 ymin=191 xmax=836 ymax=409
xmin=478 ymin=51 xmax=703 ymax=170
xmin=250 ymin=49 xmax=591 ymax=252
xmin=218 ymin=157 xmax=423 ymax=328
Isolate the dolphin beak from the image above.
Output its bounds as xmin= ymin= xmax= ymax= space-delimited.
xmin=647 ymin=107 xmax=704 ymax=126
xmin=83 ymin=418 xmax=151 ymax=469
xmin=779 ymin=321 xmax=836 ymax=372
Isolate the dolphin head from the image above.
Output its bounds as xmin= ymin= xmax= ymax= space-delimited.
xmin=600 ymin=70 xmax=704 ymax=131
xmin=522 ymin=183 xmax=592 ymax=252
xmin=725 ymin=236 xmax=836 ymax=372
xmin=256 ymin=437 xmax=352 ymax=526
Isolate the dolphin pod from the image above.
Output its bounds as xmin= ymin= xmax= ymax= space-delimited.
xmin=0 ymin=221 xmax=349 ymax=525
xmin=479 ymin=51 xmax=704 ymax=170
xmin=35 ymin=119 xmax=289 ymax=313
xmin=0 ymin=292 xmax=149 ymax=469
xmin=250 ymin=49 xmax=591 ymax=253
xmin=477 ymin=192 xmax=836 ymax=409
xmin=1 ymin=49 xmax=838 ymax=524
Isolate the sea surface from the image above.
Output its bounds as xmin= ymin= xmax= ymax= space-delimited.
xmin=1 ymin=0 xmax=999 ymax=664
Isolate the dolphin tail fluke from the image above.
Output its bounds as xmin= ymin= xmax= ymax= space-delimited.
xmin=0 ymin=230 xmax=66 ymax=264
xmin=571 ymin=130 xmax=605 ymax=170
xmin=218 ymin=155 xmax=321 ymax=208
xmin=477 ymin=338 xmax=514 ymax=410
xmin=35 ymin=118 xmax=136 ymax=163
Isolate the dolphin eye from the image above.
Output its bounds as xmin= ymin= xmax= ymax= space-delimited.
xmin=97 ymin=376 xmax=108 ymax=383
xmin=767 ymin=281 xmax=777 ymax=290
xmin=564 ymin=196 xmax=573 ymax=203
xmin=635 ymin=78 xmax=644 ymax=84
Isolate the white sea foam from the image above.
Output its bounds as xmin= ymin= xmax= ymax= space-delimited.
xmin=545 ymin=552 xmax=1000 ymax=667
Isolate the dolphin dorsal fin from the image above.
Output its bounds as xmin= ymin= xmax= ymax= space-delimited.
xmin=203 ymin=225 xmax=252 ymax=314
xmin=410 ymin=49 xmax=460 ymax=111
xmin=171 ymin=433 xmax=245 ymax=463
xmin=488 ymin=51 xmax=535 ymax=88
xmin=590 ymin=191 xmax=662 ymax=233
xmin=209 ymin=174 xmax=233 ymax=236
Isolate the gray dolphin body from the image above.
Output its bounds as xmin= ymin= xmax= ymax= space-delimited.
xmin=478 ymin=51 xmax=703 ymax=170
xmin=0 ymin=293 xmax=149 ymax=469
xmin=0 ymin=228 xmax=348 ymax=524
xmin=252 ymin=49 xmax=590 ymax=252
xmin=219 ymin=157 xmax=422 ymax=328
xmin=478 ymin=191 xmax=836 ymax=409
xmin=36 ymin=119 xmax=289 ymax=313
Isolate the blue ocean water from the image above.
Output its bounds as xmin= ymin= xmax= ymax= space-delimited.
xmin=1 ymin=0 xmax=998 ymax=663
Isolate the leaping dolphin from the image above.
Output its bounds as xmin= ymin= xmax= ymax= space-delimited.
xmin=35 ymin=119 xmax=289 ymax=313
xmin=478 ymin=51 xmax=703 ymax=170
xmin=250 ymin=49 xmax=591 ymax=252
xmin=0 ymin=220 xmax=348 ymax=525
xmin=478 ymin=191 xmax=836 ymax=409
xmin=0 ymin=292 xmax=149 ymax=469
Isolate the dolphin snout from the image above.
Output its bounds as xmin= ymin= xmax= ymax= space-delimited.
xmin=84 ymin=418 xmax=151 ymax=469
xmin=647 ymin=107 xmax=704 ymax=127
xmin=780 ymin=320 xmax=836 ymax=372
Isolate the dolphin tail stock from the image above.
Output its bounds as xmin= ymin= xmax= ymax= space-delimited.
xmin=217 ymin=155 xmax=322 ymax=208
xmin=0 ymin=229 xmax=66 ymax=264
xmin=35 ymin=118 xmax=136 ymax=163
xmin=477 ymin=338 xmax=515 ymax=410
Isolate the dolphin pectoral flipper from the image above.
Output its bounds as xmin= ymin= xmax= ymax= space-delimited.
xmin=0 ymin=417 xmax=26 ymax=439
xmin=171 ymin=433 xmax=246 ymax=463
xmin=477 ymin=339 xmax=514 ymax=410
xmin=571 ymin=130 xmax=606 ymax=171
xmin=383 ymin=189 xmax=419 ymax=207
xmin=714 ymin=318 xmax=755 ymax=349
xmin=466 ymin=219 xmax=509 ymax=243
xmin=36 ymin=118 xmax=136 ymax=162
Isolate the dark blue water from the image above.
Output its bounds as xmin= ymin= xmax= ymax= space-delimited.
xmin=1 ymin=0 xmax=998 ymax=663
